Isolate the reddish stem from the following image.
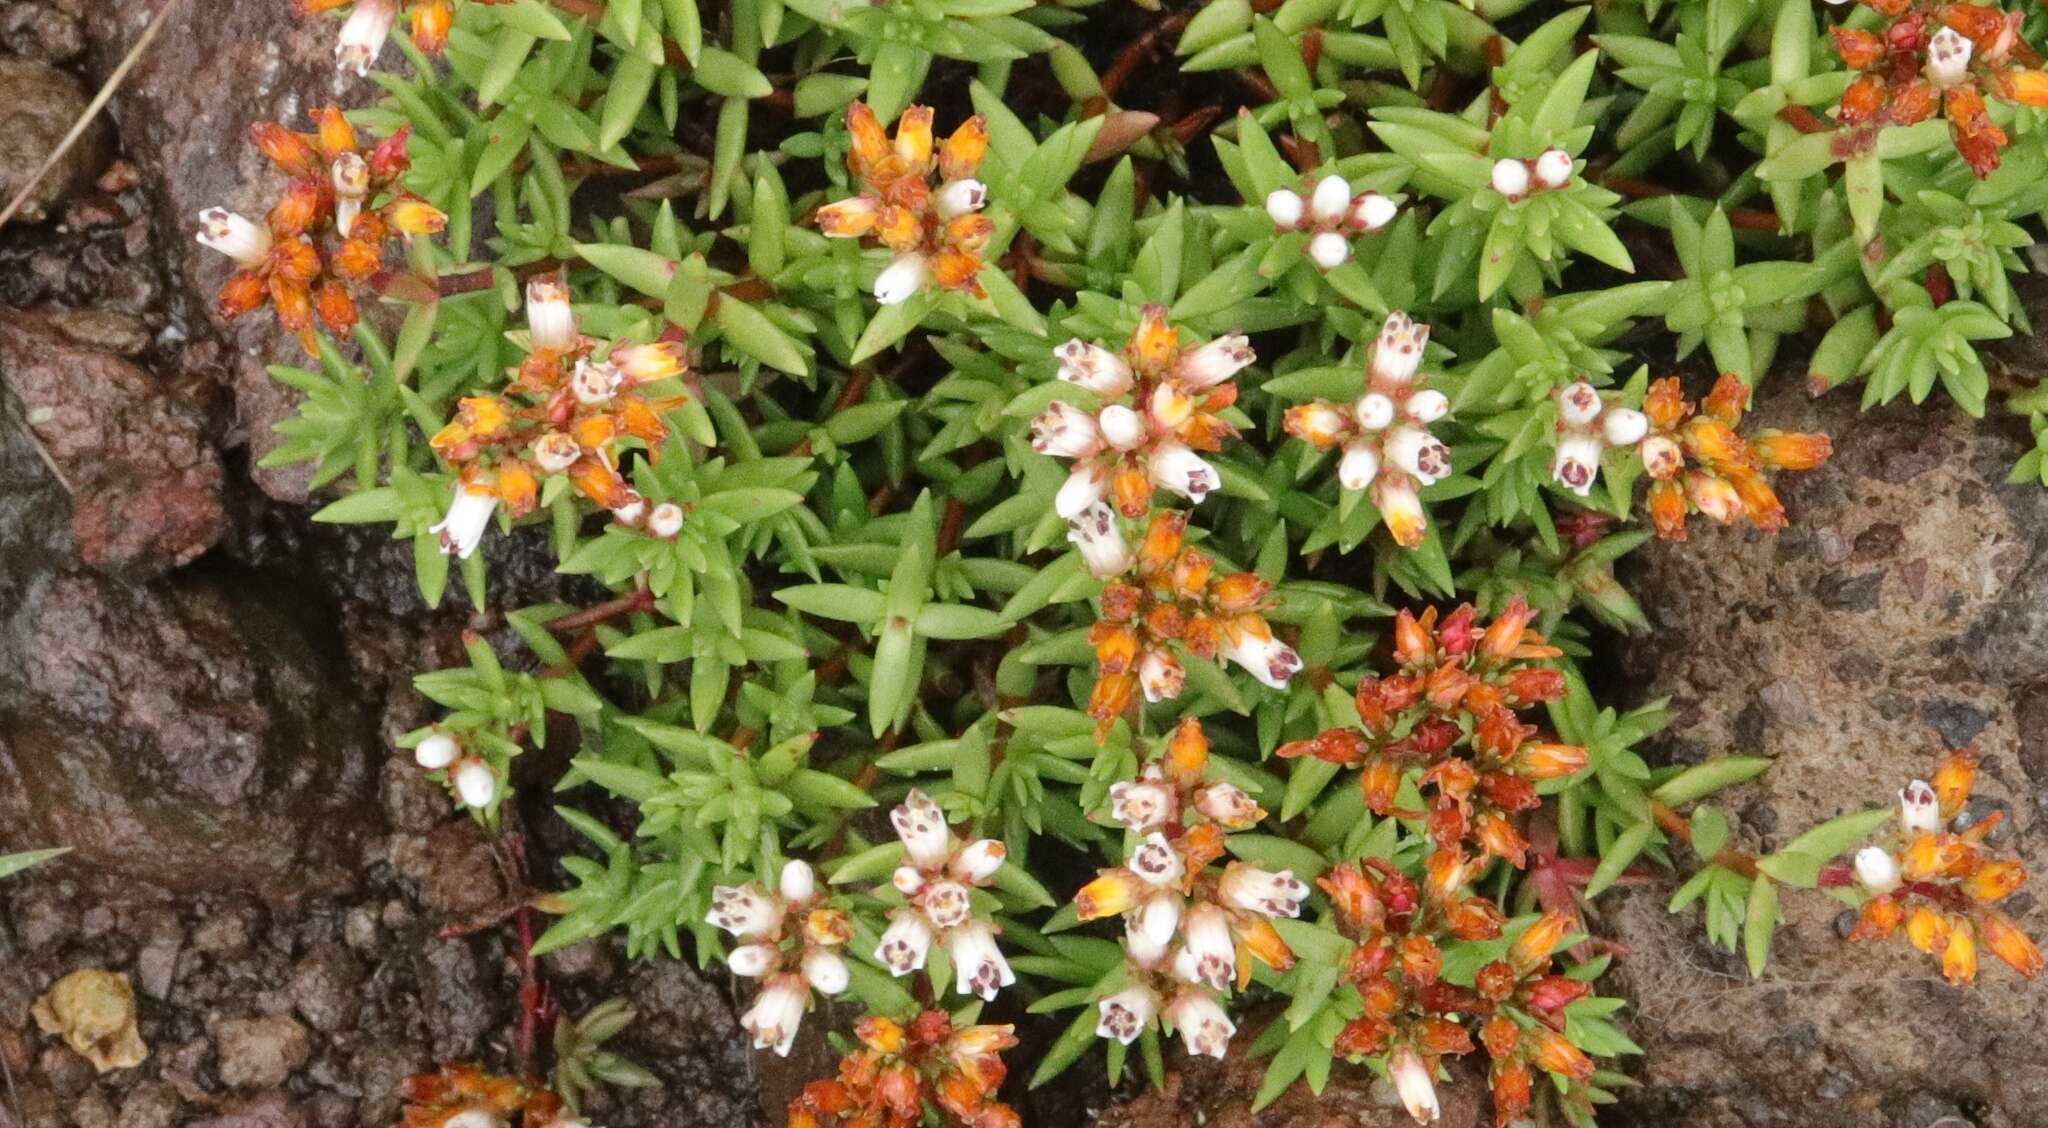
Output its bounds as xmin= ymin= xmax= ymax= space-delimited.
xmin=1777 ymin=105 xmax=1833 ymax=135
xmin=545 ymin=588 xmax=656 ymax=634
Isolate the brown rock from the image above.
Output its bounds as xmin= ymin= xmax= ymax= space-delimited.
xmin=211 ymin=1015 xmax=310 ymax=1091
xmin=0 ymin=570 xmax=376 ymax=900
xmin=0 ymin=56 xmax=107 ymax=222
xmin=1610 ymin=383 xmax=2048 ymax=1127
xmin=83 ymin=1 xmax=364 ymax=501
xmin=0 ymin=307 xmax=223 ymax=573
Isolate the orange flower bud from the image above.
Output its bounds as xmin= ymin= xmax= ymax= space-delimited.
xmin=930 ymin=247 xmax=985 ymax=295
xmin=1091 ymin=622 xmax=1139 ymax=675
xmin=1089 ymin=672 xmax=1135 ymax=740
xmin=216 ymin=271 xmax=269 ymax=319
xmin=1510 ymin=910 xmax=1573 ymax=974
xmin=816 ymin=195 xmax=881 ymax=238
xmin=939 ymin=115 xmax=989 ymax=181
xmin=1129 ymin=305 xmax=1180 ymax=376
xmin=893 ymin=104 xmax=935 ymax=168
xmin=1980 ymin=913 xmax=2044 ymax=979
xmin=846 ymin=103 xmax=892 ymax=178
xmin=1647 ymin=478 xmax=1689 ymax=540
xmin=1170 ymin=549 xmax=1213 ymax=599
xmin=1905 ymin=904 xmax=1952 ymax=954
xmin=251 ymin=121 xmax=320 ymax=178
xmin=1400 ymin=934 xmax=1443 ymax=986
xmin=1848 ymin=894 xmax=1903 ymax=941
xmin=1163 ymin=717 xmax=1209 ymax=784
xmin=1074 ymin=869 xmax=1141 ymax=920
xmin=1136 ymin=510 xmax=1187 ymax=574
xmin=1901 ymin=834 xmax=1974 ymax=881
xmin=1333 ymin=1017 xmax=1391 ymax=1058
xmin=1999 ymin=67 xmax=2048 ymax=107
xmin=410 ymin=0 xmax=453 ymax=53
xmin=1210 ymin=571 xmax=1270 ymax=614
xmin=1750 ymin=430 xmax=1833 ymax=473
xmin=272 ymin=235 xmax=323 ymax=286
xmin=1360 ymin=758 xmax=1404 ymax=815
xmin=496 ymin=458 xmax=539 ymax=517
xmin=1110 ymin=463 xmax=1153 ymax=518
xmin=1729 ymin=469 xmax=1787 ymax=533
xmin=385 ymin=197 xmax=448 ymax=238
xmin=1525 ymin=1026 xmax=1595 ymax=1082
xmin=1942 ymin=917 xmax=1979 ymax=985
xmin=1479 ymin=596 xmax=1536 ymax=662
xmin=1491 ymin=1058 xmax=1534 ymax=1126
xmin=332 ymin=236 xmax=384 ymax=280
xmin=1963 ymin=859 xmax=2026 ymax=904
xmin=1391 ymin=608 xmax=1434 ymax=667
xmin=1888 ymin=79 xmax=1936 ymax=126
xmin=1317 ymin=863 xmax=1383 ymax=930
xmin=1932 ymin=750 xmax=1977 ymax=818
xmin=310 ymin=104 xmax=357 ymax=159
xmin=1233 ymin=914 xmax=1295 ymax=974
xmin=315 ymin=280 xmax=358 ymax=336
xmin=1515 ymin=741 xmax=1588 ymax=780
xmin=1643 ymin=377 xmax=1689 ymax=429
xmin=268 ymin=179 xmax=325 ymax=238
xmin=568 ymin=457 xmax=635 ymax=510
xmin=1417 ymin=1017 xmax=1473 ymax=1056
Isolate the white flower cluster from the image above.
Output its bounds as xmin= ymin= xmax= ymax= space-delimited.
xmin=1489 ymin=148 xmax=1576 ymax=201
xmin=1264 ymin=173 xmax=1399 ymax=270
xmin=1549 ymin=381 xmax=1649 ymax=497
xmin=1089 ymin=786 xmax=1306 ymax=1060
xmin=411 ymin=730 xmax=498 ymax=811
xmin=873 ymin=790 xmax=1016 ymax=1001
xmin=706 ymin=860 xmax=851 ymax=1056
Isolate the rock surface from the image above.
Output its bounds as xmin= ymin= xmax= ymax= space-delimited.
xmin=0 ymin=569 xmax=375 ymax=898
xmin=0 ymin=55 xmax=106 ymax=222
xmin=0 ymin=307 xmax=223 ymax=571
xmin=1607 ymin=382 xmax=2048 ymax=1127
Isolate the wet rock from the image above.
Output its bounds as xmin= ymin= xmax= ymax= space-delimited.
xmin=116 ymin=1079 xmax=184 ymax=1128
xmin=287 ymin=945 xmax=361 ymax=1034
xmin=188 ymin=1091 xmax=313 ymax=1128
xmin=603 ymin=961 xmax=759 ymax=1128
xmin=417 ymin=939 xmax=495 ymax=1062
xmin=1612 ymin=385 xmax=2048 ymax=1127
xmin=211 ymin=1015 xmax=309 ymax=1091
xmin=0 ymin=56 xmax=106 ymax=223
xmin=1 ymin=3 xmax=85 ymax=62
xmin=81 ymin=3 xmax=368 ymax=501
xmin=0 ymin=308 xmax=223 ymax=572
xmin=0 ymin=569 xmax=375 ymax=899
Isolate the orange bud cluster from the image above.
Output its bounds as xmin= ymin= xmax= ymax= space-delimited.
xmin=1085 ymin=512 xmax=1300 ymax=738
xmin=1278 ymin=597 xmax=1585 ymax=867
xmin=1324 ymin=858 xmax=1596 ymax=1128
xmin=1828 ymin=0 xmax=2048 ymax=177
xmin=787 ymin=1012 xmax=1021 ymax=1128
xmin=201 ymin=105 xmax=444 ymax=353
xmin=1846 ymin=750 xmax=2042 ymax=984
xmin=1637 ymin=374 xmax=1831 ymax=540
xmin=397 ymin=1063 xmax=577 ymax=1128
xmin=427 ymin=276 xmax=691 ymax=530
xmin=816 ymin=103 xmax=993 ymax=303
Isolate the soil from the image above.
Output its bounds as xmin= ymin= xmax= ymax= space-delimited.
xmin=0 ymin=3 xmax=2042 ymax=1128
